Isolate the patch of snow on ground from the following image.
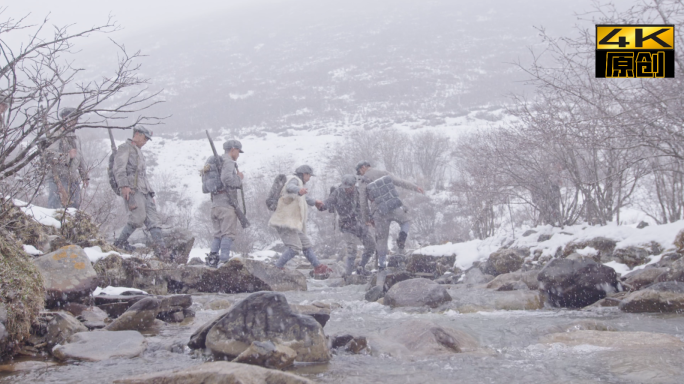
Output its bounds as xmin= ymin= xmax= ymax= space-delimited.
xmin=23 ymin=244 xmax=43 ymax=255
xmin=602 ymin=261 xmax=631 ymax=276
xmin=416 ymin=238 xmax=498 ymax=270
xmin=14 ymin=199 xmax=73 ymax=229
xmin=93 ymin=286 xmax=148 ymax=296
xmin=251 ymin=250 xmax=278 ymax=261
xmin=188 ymin=247 xmax=210 ymax=262
xmin=576 ymin=247 xmax=598 ymax=257
xmin=83 ymin=246 xmax=128 ymax=263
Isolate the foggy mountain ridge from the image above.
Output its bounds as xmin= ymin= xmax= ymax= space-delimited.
xmin=75 ymin=0 xmax=594 ymax=139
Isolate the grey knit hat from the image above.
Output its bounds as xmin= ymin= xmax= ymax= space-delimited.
xmin=133 ymin=125 xmax=153 ymax=140
xmin=60 ymin=107 xmax=77 ymax=119
xmin=341 ymin=174 xmax=357 ymax=187
xmin=355 ymin=160 xmax=371 ymax=174
xmin=295 ymin=164 xmax=314 ymax=176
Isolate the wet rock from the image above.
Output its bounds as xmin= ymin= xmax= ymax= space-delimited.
xmin=53 ymin=330 xmax=146 ymax=361
xmin=233 ymin=340 xmax=297 ymax=369
xmin=486 ymin=270 xmax=539 ymax=291
xmin=370 ymin=320 xmax=478 ymax=359
xmin=406 ymin=254 xmax=455 ymax=277
xmin=205 ymin=298 xmax=233 ymax=311
xmin=463 ymin=268 xmax=494 ymax=285
xmin=537 ymin=257 xmax=620 ymax=308
xmin=193 ymin=292 xmax=330 ymax=363
xmin=548 ymin=320 xmax=617 ymax=333
xmin=621 ymin=267 xmax=667 ymax=290
xmin=114 ymin=361 xmax=314 ymax=384
xmin=77 ymin=307 xmax=108 ymax=329
xmin=368 ymin=270 xmax=412 ymax=291
xmin=0 ymin=305 xmax=8 ymax=352
xmin=636 ymin=221 xmax=649 ymax=229
xmin=540 ymin=330 xmax=684 ymax=349
xmin=480 ymin=249 xmax=524 ymax=276
xmin=96 ymin=295 xmax=148 ymax=318
xmin=563 ymin=237 xmax=617 ymax=261
xmin=343 ymin=274 xmax=367 ymax=286
xmin=365 ymin=286 xmax=385 ymax=302
xmin=290 ymin=304 xmax=331 ymax=328
xmin=434 ymin=272 xmax=461 ymax=285
xmin=105 ymin=297 xmax=160 ymax=331
xmin=331 ymin=334 xmax=369 ymax=354
xmin=612 ymin=246 xmax=651 ymax=268
xmin=522 ymin=229 xmax=537 ymax=237
xmin=444 ymin=285 xmax=543 ymax=312
xmin=42 ymin=311 xmax=87 ymax=347
xmin=160 ymin=228 xmax=195 ymax=265
xmin=387 ymin=254 xmax=407 ymax=269
xmin=619 ymin=284 xmax=684 ymax=313
xmin=384 ymin=278 xmax=452 ymax=308
xmin=166 ymin=258 xmax=307 ymax=293
xmin=0 ymin=360 xmax=57 ymax=373
xmin=33 ymin=245 xmax=98 ymax=308
xmin=327 ymin=277 xmax=346 ymax=287
xmin=584 ymin=291 xmax=629 ymax=308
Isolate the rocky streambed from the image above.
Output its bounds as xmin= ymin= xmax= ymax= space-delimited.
xmin=2 ymin=260 xmax=684 ymax=384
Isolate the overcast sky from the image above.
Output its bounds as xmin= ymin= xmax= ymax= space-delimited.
xmin=1 ymin=0 xmax=257 ymax=47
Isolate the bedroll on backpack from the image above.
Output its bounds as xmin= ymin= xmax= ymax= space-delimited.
xmin=201 ymin=156 xmax=224 ymax=194
xmin=366 ymin=175 xmax=402 ymax=215
xmin=266 ymin=174 xmax=287 ymax=211
xmin=107 ymin=152 xmax=120 ymax=196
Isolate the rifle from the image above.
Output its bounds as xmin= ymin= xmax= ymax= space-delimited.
xmin=205 ymin=130 xmax=250 ymax=228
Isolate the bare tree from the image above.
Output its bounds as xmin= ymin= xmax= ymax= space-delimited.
xmin=0 ymin=11 xmax=163 ymax=219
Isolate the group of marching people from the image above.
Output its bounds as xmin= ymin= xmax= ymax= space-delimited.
xmin=36 ymin=105 xmax=425 ymax=281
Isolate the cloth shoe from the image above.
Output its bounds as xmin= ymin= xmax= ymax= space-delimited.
xmin=205 ymin=252 xmax=219 ymax=268
xmin=313 ymin=264 xmax=333 ymax=278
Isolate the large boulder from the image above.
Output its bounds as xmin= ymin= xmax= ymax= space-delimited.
xmin=369 ymin=320 xmax=478 ymax=359
xmin=462 ymin=268 xmax=494 ymax=285
xmin=537 ymin=257 xmax=621 ymax=308
xmin=52 ymin=330 xmax=147 ymax=361
xmin=618 ymin=282 xmax=684 ymax=313
xmin=33 ymin=245 xmax=98 ymax=308
xmin=405 ymin=254 xmax=456 ymax=277
xmin=367 ymin=270 xmax=412 ymax=292
xmin=612 ymin=246 xmax=652 ymax=268
xmin=290 ymin=304 xmax=331 ymax=328
xmin=190 ymin=292 xmax=330 ymax=363
xmin=481 ymin=249 xmax=524 ymax=276
xmin=105 ymin=297 xmax=161 ymax=331
xmin=166 ymin=258 xmax=307 ymax=293
xmin=76 ymin=307 xmax=109 ymax=330
xmin=621 ymin=267 xmax=667 ymax=290
xmin=383 ymin=278 xmax=452 ymax=308
xmin=114 ymin=361 xmax=314 ymax=384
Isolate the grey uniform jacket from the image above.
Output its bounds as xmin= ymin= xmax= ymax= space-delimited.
xmin=212 ymin=154 xmax=242 ymax=208
xmin=113 ymin=139 xmax=153 ymax=194
xmin=359 ymin=168 xmax=420 ymax=223
xmin=44 ymin=132 xmax=87 ymax=180
xmin=321 ymin=185 xmax=363 ymax=235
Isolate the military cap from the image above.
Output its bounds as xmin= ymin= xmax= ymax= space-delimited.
xmin=355 ymin=160 xmax=371 ymax=174
xmin=133 ymin=125 xmax=153 ymax=140
xmin=223 ymin=139 xmax=244 ymax=153
xmin=60 ymin=107 xmax=77 ymax=119
xmin=341 ymin=174 xmax=357 ymax=187
xmin=295 ymin=164 xmax=315 ymax=176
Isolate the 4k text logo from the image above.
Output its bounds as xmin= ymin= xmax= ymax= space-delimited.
xmin=595 ymin=25 xmax=675 ymax=78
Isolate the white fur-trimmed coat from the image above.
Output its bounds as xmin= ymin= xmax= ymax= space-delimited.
xmin=268 ymin=175 xmax=308 ymax=231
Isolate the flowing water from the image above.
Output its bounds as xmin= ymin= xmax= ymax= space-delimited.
xmin=2 ymin=278 xmax=684 ymax=384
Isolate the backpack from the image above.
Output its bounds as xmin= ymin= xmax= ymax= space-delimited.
xmin=201 ymin=155 xmax=224 ymax=194
xmin=366 ymin=175 xmax=402 ymax=215
xmin=266 ymin=174 xmax=288 ymax=211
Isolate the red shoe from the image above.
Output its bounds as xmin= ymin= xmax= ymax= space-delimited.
xmin=313 ymin=264 xmax=333 ymax=278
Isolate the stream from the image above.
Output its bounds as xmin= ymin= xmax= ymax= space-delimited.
xmin=2 ymin=277 xmax=684 ymax=384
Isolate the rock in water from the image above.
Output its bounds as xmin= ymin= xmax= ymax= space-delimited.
xmin=619 ymin=282 xmax=684 ymax=313
xmin=233 ymin=340 xmax=297 ymax=369
xmin=384 ymin=278 xmax=452 ymax=308
xmin=405 ymin=254 xmax=456 ymax=276
xmin=52 ymin=330 xmax=146 ymax=361
xmin=621 ymin=267 xmax=668 ymax=290
xmin=105 ymin=297 xmax=160 ymax=331
xmin=76 ymin=307 xmax=108 ymax=329
xmin=370 ymin=320 xmax=478 ymax=359
xmin=537 ymin=258 xmax=620 ymax=308
xmin=33 ymin=245 xmax=98 ymax=308
xmin=191 ymin=292 xmax=330 ymax=362
xmin=365 ymin=286 xmax=385 ymax=302
xmin=114 ymin=361 xmax=314 ymax=384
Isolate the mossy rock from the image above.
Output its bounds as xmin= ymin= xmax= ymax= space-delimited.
xmin=0 ymin=228 xmax=45 ymax=359
xmin=1 ymin=202 xmax=52 ymax=251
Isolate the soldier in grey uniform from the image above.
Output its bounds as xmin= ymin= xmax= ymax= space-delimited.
xmin=206 ymin=139 xmax=244 ymax=267
xmin=112 ymin=126 xmax=167 ymax=257
xmin=357 ymin=161 xmax=424 ymax=273
xmin=269 ymin=165 xmax=332 ymax=276
xmin=317 ymin=174 xmax=376 ymax=277
xmin=44 ymin=108 xmax=89 ymax=209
